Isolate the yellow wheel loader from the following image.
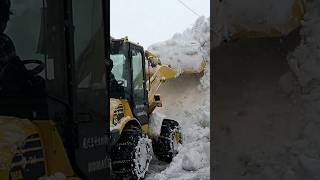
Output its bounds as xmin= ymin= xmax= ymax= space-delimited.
xmin=109 ymin=37 xmax=183 ymax=179
xmin=0 ymin=0 xmax=110 ymax=179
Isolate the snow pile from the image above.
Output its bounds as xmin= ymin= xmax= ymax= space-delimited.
xmin=288 ymin=1 xmax=320 ymax=136
xmin=288 ymin=2 xmax=320 ymax=87
xmin=286 ymin=2 xmax=320 ymax=179
xmin=148 ymin=112 xmax=166 ymax=138
xmin=149 ymin=16 xmax=210 ymax=75
xmin=152 ymin=141 xmax=210 ymax=180
xmin=146 ymin=16 xmax=210 ymax=180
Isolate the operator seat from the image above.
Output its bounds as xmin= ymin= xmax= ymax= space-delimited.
xmin=0 ymin=33 xmax=48 ymax=119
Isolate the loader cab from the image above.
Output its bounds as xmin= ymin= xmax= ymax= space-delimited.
xmin=110 ymin=39 xmax=149 ymax=124
xmin=0 ymin=0 xmax=109 ymax=179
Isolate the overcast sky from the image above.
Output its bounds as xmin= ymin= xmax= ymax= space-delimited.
xmin=111 ymin=0 xmax=210 ymax=48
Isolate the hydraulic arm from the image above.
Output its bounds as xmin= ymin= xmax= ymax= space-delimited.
xmin=145 ymin=51 xmax=177 ymax=114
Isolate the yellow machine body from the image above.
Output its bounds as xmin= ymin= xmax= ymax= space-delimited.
xmin=110 ymin=98 xmax=145 ymax=134
xmin=146 ymin=65 xmax=177 ymax=114
xmin=0 ymin=116 xmax=80 ymax=180
xmin=214 ymin=0 xmax=306 ymax=39
xmin=110 ymin=98 xmax=150 ymax=144
xmin=109 ymin=60 xmax=178 ymax=135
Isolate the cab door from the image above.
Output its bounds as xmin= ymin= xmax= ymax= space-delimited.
xmin=72 ymin=0 xmax=109 ymax=179
xmin=130 ymin=45 xmax=149 ymax=125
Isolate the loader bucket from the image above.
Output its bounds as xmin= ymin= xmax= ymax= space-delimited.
xmin=154 ymin=73 xmax=204 ymax=120
xmin=145 ymin=60 xmax=207 ymax=118
xmin=213 ymin=0 xmax=306 ymax=39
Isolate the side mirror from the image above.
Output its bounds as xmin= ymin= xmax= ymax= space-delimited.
xmin=160 ymin=77 xmax=166 ymax=82
xmin=154 ymin=94 xmax=162 ymax=107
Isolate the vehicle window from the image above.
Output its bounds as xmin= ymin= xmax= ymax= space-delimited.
xmin=131 ymin=49 xmax=144 ymax=99
xmin=5 ymin=0 xmax=44 ymax=75
xmin=110 ymin=41 xmax=130 ymax=99
xmin=5 ymin=0 xmax=72 ymax=100
xmin=73 ymin=0 xmax=104 ymax=88
xmin=4 ymin=0 xmax=69 ymax=99
xmin=132 ymin=50 xmax=144 ymax=89
xmin=111 ymin=54 xmax=127 ymax=87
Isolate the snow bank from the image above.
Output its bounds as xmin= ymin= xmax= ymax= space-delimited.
xmin=288 ymin=1 xmax=320 ymax=131
xmin=286 ymin=2 xmax=320 ymax=178
xmin=146 ymin=16 xmax=210 ymax=180
xmin=148 ymin=112 xmax=166 ymax=138
xmin=149 ymin=17 xmax=210 ymax=75
xmin=288 ymin=2 xmax=320 ymax=87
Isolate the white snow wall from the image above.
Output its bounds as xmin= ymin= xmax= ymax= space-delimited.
xmin=149 ymin=17 xmax=210 ymax=74
xmin=212 ymin=1 xmax=320 ymax=179
xmin=286 ymin=2 xmax=320 ymax=179
xmin=147 ymin=17 xmax=210 ymax=180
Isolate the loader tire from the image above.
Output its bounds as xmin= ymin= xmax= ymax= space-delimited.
xmin=111 ymin=124 xmax=152 ymax=180
xmin=154 ymin=119 xmax=182 ymax=162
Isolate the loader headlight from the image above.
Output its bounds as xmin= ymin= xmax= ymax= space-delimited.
xmin=113 ymin=105 xmax=124 ymax=125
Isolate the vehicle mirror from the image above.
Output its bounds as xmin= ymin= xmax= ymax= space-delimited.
xmin=154 ymin=94 xmax=162 ymax=107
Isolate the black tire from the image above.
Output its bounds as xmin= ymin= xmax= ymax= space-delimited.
xmin=111 ymin=124 xmax=152 ymax=180
xmin=153 ymin=119 xmax=182 ymax=162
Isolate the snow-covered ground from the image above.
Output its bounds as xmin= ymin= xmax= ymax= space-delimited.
xmin=145 ymin=16 xmax=210 ymax=180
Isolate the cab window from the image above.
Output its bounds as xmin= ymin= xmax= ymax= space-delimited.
xmin=111 ymin=54 xmax=127 ymax=87
xmin=131 ymin=49 xmax=144 ymax=99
